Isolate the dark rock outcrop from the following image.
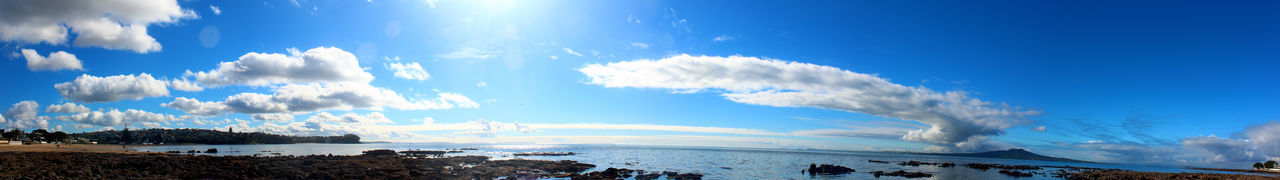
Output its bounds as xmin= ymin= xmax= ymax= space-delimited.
xmin=999 ymin=170 xmax=1034 ymax=177
xmin=872 ymin=170 xmax=933 ymax=178
xmin=806 ymin=163 xmax=855 ymax=175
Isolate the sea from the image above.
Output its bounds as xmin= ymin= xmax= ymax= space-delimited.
xmin=130 ymin=143 xmax=1268 ymax=179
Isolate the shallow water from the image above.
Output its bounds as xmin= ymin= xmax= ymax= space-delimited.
xmin=131 ymin=143 xmax=1267 ymax=179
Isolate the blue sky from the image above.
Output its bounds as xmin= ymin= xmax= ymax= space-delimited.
xmin=2 ymin=0 xmax=1279 ymax=167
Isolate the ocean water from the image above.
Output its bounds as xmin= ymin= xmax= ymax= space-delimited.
xmin=130 ymin=143 xmax=1264 ymax=179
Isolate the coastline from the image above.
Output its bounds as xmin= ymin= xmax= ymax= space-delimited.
xmin=0 ymin=144 xmax=1274 ymax=179
xmin=0 ymin=144 xmax=156 ymax=154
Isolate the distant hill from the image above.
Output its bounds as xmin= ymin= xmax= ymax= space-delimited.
xmin=71 ymin=128 xmax=360 ymax=145
xmin=920 ymin=149 xmax=1090 ymax=163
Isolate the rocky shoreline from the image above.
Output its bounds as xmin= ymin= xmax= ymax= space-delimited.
xmin=0 ymin=151 xmax=703 ymax=179
xmin=0 ymin=145 xmax=1272 ymax=179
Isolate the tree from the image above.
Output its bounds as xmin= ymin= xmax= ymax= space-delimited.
xmin=1266 ymin=160 xmax=1278 ymax=169
xmin=3 ymin=129 xmax=23 ymax=141
xmin=1255 ymin=162 xmax=1265 ymax=170
xmin=30 ymin=129 xmax=49 ymax=142
xmin=120 ymin=128 xmax=133 ymax=144
xmin=48 ymin=132 xmax=69 ymax=143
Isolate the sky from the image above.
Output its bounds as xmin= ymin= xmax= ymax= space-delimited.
xmin=2 ymin=0 xmax=1279 ymax=168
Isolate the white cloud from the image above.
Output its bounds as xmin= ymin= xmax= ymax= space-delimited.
xmin=0 ymin=0 xmax=197 ymax=53
xmin=186 ymin=47 xmax=374 ymax=86
xmin=167 ymin=78 xmax=203 ymax=92
xmin=630 ymin=42 xmax=649 ymax=49
xmin=19 ymin=49 xmax=83 ymax=71
xmin=209 ymin=5 xmax=222 ymax=15
xmin=425 ymin=0 xmax=437 ymax=8
xmin=1180 ymin=135 xmax=1259 ymax=163
xmin=45 ymin=102 xmax=90 ymax=113
xmin=460 ymin=119 xmax=537 ymax=137
xmin=476 ymin=82 xmax=487 ymax=88
xmin=531 ymin=123 xmax=783 ymax=136
xmin=1033 ymin=126 xmax=1046 ymax=132
xmin=383 ymin=57 xmax=430 ymax=81
xmin=56 ymin=108 xmax=183 ymax=127
xmin=252 ymin=113 xmax=294 ymax=122
xmin=161 ymin=97 xmax=228 ymax=116
xmin=713 ymin=35 xmax=735 ymax=42
xmin=436 ymin=47 xmax=499 ymax=60
xmin=164 ymin=83 xmax=477 ymax=114
xmin=305 ymin=112 xmax=391 ymax=124
xmin=791 ymin=127 xmax=913 ymax=139
xmin=3 ymin=101 xmax=49 ymax=129
xmin=549 ymin=56 xmax=558 ymax=60
xmin=563 ymin=48 xmax=583 ymax=57
xmin=579 ymin=54 xmax=1039 ymax=150
xmin=55 ymin=73 xmax=170 ymax=102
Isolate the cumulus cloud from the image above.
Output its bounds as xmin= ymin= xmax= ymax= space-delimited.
xmin=0 ymin=0 xmax=197 ymax=53
xmin=163 ymin=83 xmax=477 ymax=115
xmin=55 ymin=108 xmax=182 ymax=127
xmin=55 ymin=73 xmax=170 ymax=103
xmin=3 ymin=101 xmax=50 ymax=129
xmin=383 ymin=56 xmax=430 ymax=81
xmin=1180 ymin=135 xmax=1259 ymax=163
xmin=1237 ymin=121 xmax=1280 ymax=160
xmin=579 ymin=54 xmax=1040 ymax=150
xmin=1033 ymin=126 xmax=1046 ymax=132
xmin=563 ymin=48 xmax=583 ymax=57
xmin=186 ymin=47 xmax=374 ymax=86
xmin=476 ymin=82 xmax=487 ymax=88
xmin=160 ymin=97 xmax=228 ymax=116
xmin=45 ymin=102 xmax=90 ymax=113
xmin=436 ymin=47 xmax=498 ymax=60
xmin=167 ymin=78 xmax=203 ymax=92
xmin=305 ymin=112 xmax=391 ymax=124
xmin=252 ymin=113 xmax=294 ymax=122
xmin=19 ymin=49 xmax=82 ymax=71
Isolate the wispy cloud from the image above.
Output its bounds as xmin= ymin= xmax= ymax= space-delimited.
xmin=712 ymin=35 xmax=734 ymax=42
xmin=529 ymin=123 xmax=785 ymax=136
xmin=563 ymin=48 xmax=583 ymax=57
xmin=630 ymin=42 xmax=649 ymax=49
xmin=437 ymin=47 xmax=500 ymax=60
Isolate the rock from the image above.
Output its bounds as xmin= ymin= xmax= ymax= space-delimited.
xmin=999 ymin=170 xmax=1034 ymax=177
xmin=635 ymin=173 xmax=661 ymax=180
xmin=667 ymin=173 xmax=703 ymax=180
xmin=807 ymin=164 xmax=855 ymax=175
xmin=361 ymin=149 xmax=397 ymax=156
xmin=205 ymin=148 xmax=218 ymax=153
xmin=939 ymin=162 xmax=955 ymax=167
